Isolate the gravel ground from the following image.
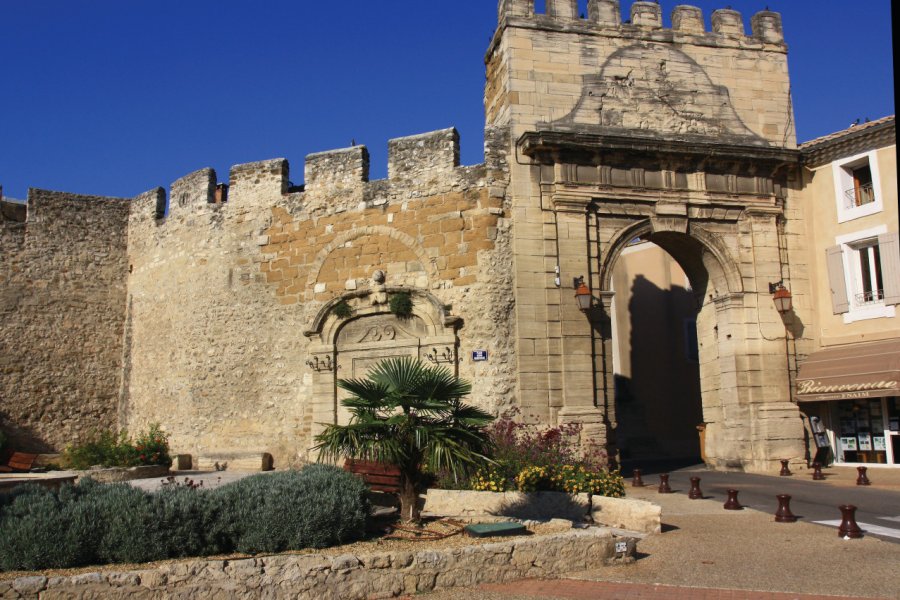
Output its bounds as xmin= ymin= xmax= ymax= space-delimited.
xmin=414 ymin=486 xmax=900 ymax=600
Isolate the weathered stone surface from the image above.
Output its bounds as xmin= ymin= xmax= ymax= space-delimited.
xmin=0 ymin=190 xmax=130 ymax=453
xmin=6 ymin=528 xmax=634 ymax=599
xmin=0 ymin=2 xmax=813 ymax=475
xmin=591 ymin=496 xmax=662 ymax=534
xmin=194 ymin=452 xmax=273 ymax=472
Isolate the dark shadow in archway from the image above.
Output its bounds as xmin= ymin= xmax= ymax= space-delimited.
xmin=614 ymin=272 xmax=703 ymax=469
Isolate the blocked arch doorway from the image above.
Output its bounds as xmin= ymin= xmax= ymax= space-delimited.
xmin=304 ymin=288 xmax=460 ymax=439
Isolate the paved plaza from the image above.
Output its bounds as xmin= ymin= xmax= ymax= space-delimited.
xmin=407 ymin=466 xmax=900 ymax=600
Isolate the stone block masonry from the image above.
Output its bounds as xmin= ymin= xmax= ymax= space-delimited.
xmin=120 ymin=127 xmax=516 ymax=468
xmin=0 ymin=527 xmax=636 ymax=599
xmin=1 ymin=1 xmax=817 ymax=475
xmin=0 ymin=190 xmax=130 ymax=452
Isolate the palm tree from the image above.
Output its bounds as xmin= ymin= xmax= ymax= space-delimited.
xmin=314 ymin=356 xmax=494 ymax=522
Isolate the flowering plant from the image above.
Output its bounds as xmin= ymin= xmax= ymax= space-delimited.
xmin=133 ymin=423 xmax=172 ymax=467
xmin=62 ymin=423 xmax=172 ymax=469
xmin=449 ymin=409 xmax=625 ymax=498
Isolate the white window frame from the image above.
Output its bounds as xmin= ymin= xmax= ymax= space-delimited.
xmin=832 ymin=150 xmax=884 ymax=223
xmin=836 ymin=225 xmax=896 ymax=322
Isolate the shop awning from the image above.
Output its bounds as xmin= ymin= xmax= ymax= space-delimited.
xmin=796 ymin=339 xmax=900 ymax=402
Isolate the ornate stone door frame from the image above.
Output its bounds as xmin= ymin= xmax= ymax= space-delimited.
xmin=303 ymin=287 xmax=461 ymax=443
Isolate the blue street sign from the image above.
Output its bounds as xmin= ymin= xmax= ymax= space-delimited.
xmin=472 ymin=350 xmax=488 ymax=362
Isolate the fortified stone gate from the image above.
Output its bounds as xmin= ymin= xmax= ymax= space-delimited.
xmin=0 ymin=0 xmax=811 ymax=473
xmin=487 ymin=0 xmax=808 ymax=471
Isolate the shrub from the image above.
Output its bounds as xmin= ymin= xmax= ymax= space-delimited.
xmin=0 ymin=484 xmax=97 ymax=571
xmin=0 ymin=464 xmax=369 ymax=572
xmin=62 ymin=424 xmax=171 ymax=469
xmin=470 ymin=467 xmax=509 ymax=492
xmin=209 ymin=465 xmax=369 ymax=554
xmin=332 ymin=300 xmax=352 ymax=319
xmin=147 ymin=485 xmax=218 ymax=558
xmin=133 ymin=424 xmax=172 ymax=468
xmin=63 ymin=430 xmax=135 ymax=469
xmin=388 ymin=291 xmax=413 ymax=318
xmin=550 ymin=464 xmax=625 ymax=497
xmin=515 ymin=465 xmax=552 ymax=492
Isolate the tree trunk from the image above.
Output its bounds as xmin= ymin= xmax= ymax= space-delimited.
xmin=398 ymin=474 xmax=420 ymax=523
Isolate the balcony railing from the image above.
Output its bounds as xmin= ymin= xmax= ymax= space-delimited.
xmin=844 ymin=182 xmax=875 ymax=208
xmin=855 ymin=289 xmax=884 ymax=306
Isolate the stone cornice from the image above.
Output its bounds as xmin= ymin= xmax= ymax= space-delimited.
xmin=518 ymin=130 xmax=800 ymax=171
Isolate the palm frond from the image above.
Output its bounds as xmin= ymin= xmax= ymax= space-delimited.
xmin=316 ymin=356 xmax=494 ymax=513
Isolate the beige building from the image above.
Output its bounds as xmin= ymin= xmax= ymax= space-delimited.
xmin=8 ymin=1 xmax=891 ymax=474
xmin=795 ymin=116 xmax=899 ymax=467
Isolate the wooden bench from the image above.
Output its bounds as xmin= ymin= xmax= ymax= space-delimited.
xmin=0 ymin=452 xmax=38 ymax=473
xmin=343 ymin=459 xmax=401 ymax=494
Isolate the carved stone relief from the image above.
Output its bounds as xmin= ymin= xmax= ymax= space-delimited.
xmin=553 ymin=43 xmax=767 ymax=146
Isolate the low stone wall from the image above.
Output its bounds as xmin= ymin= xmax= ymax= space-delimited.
xmin=1 ymin=527 xmax=637 ymax=599
xmin=76 ymin=464 xmax=170 ymax=483
xmin=422 ymin=489 xmax=661 ymax=534
xmin=0 ymin=473 xmax=77 ymax=494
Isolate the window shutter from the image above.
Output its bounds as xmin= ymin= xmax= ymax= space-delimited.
xmin=826 ymin=245 xmax=850 ymax=314
xmin=878 ymin=232 xmax=900 ymax=305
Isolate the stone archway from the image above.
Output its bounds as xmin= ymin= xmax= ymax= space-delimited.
xmin=303 ymin=285 xmax=460 ymax=443
xmin=600 ymin=220 xmax=741 ymax=467
xmin=517 ymin=130 xmax=807 ymax=472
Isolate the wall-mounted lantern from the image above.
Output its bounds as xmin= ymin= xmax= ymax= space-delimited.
xmin=574 ymin=276 xmax=592 ymax=312
xmin=769 ymin=281 xmax=793 ymax=315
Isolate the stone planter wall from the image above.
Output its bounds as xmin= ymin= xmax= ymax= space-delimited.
xmin=76 ymin=464 xmax=170 ymax=483
xmin=423 ymin=489 xmax=591 ymax=521
xmin=591 ymin=495 xmax=662 ymax=534
xmin=423 ymin=489 xmax=661 ymax=534
xmin=1 ymin=527 xmax=637 ymax=600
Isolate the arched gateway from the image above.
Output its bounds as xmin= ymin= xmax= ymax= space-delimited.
xmin=488 ymin=0 xmax=809 ymax=472
xmin=0 ymin=1 xmax=815 ymax=474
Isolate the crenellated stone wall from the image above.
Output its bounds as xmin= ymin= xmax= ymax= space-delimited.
xmin=121 ymin=128 xmax=516 ymax=467
xmin=488 ymin=2 xmax=792 ymax=142
xmin=1 ymin=2 xmax=816 ymax=473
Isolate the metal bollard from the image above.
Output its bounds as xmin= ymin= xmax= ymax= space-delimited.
xmin=812 ymin=462 xmax=825 ymax=480
xmin=688 ymin=476 xmax=703 ymax=499
xmin=723 ymin=489 xmax=743 ymax=510
xmin=838 ymin=505 xmax=863 ymax=539
xmin=856 ymin=466 xmax=871 ymax=486
xmin=779 ymin=459 xmax=792 ymax=476
xmin=774 ymin=494 xmax=798 ymax=522
xmin=631 ymin=468 xmax=645 ymax=487
xmin=658 ymin=473 xmax=673 ymax=494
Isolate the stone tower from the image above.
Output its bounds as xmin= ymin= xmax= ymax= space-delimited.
xmin=486 ymin=0 xmax=807 ymax=471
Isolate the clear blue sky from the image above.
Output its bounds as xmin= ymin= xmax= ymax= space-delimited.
xmin=0 ymin=1 xmax=894 ymax=200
